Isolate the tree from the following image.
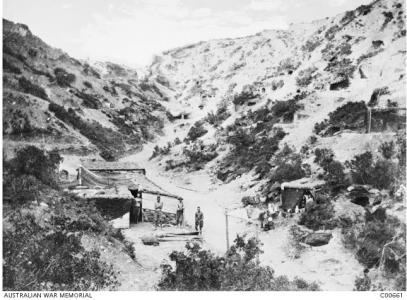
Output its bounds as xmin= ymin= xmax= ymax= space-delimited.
xmin=268 ymin=144 xmax=306 ymax=183
xmin=7 ymin=146 xmax=62 ymax=187
xmin=345 ymin=152 xmax=374 ymax=185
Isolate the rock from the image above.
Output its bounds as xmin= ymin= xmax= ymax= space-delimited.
xmin=141 ymin=235 xmax=160 ymax=246
xmin=334 ymin=199 xmax=365 ymax=223
xmin=368 ymin=188 xmax=380 ymax=195
xmin=304 ymin=232 xmax=332 ymax=246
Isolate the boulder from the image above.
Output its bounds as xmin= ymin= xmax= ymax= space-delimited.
xmin=141 ymin=235 xmax=160 ymax=246
xmin=304 ymin=232 xmax=332 ymax=246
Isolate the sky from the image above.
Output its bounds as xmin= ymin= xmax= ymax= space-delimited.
xmin=3 ymin=0 xmax=372 ymax=67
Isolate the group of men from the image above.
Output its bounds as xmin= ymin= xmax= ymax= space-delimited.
xmin=153 ymin=196 xmax=204 ymax=234
xmin=259 ymin=191 xmax=315 ymax=231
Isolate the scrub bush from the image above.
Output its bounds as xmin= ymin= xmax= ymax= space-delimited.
xmin=158 ymin=236 xmax=319 ymax=291
xmin=18 ymin=77 xmax=49 ymax=100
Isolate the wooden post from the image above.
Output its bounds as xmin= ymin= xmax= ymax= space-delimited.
xmin=78 ymin=167 xmax=82 ymax=186
xmin=366 ymin=107 xmax=372 ymax=133
xmin=225 ymin=208 xmax=230 ymax=251
xmin=255 ymin=223 xmax=260 ymax=263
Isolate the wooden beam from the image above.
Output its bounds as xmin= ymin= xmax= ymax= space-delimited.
xmin=141 ymin=188 xmax=182 ymax=200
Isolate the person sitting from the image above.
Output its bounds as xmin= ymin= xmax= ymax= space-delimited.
xmin=263 ymin=214 xmax=275 ymax=231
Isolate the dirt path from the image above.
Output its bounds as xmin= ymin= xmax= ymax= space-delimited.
xmin=119 ymin=119 xmax=364 ymax=290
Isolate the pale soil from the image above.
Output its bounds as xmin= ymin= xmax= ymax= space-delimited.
xmin=113 ymin=120 xmax=365 ymax=291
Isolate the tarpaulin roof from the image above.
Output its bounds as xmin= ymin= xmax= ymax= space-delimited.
xmin=81 ymin=159 xmax=144 ymax=171
xmin=281 ymin=178 xmax=325 ymax=190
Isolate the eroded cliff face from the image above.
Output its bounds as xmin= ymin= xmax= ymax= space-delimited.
xmin=3 ymin=19 xmax=169 ymax=161
xmin=145 ymin=0 xmax=405 ymax=178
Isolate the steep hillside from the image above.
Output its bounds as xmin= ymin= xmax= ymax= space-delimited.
xmin=3 ymin=19 xmax=168 ymax=161
xmin=147 ymin=0 xmax=405 ymax=182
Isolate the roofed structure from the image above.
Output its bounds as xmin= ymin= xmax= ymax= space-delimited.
xmin=81 ymin=159 xmax=145 ymax=174
xmin=281 ymin=178 xmax=325 ymax=190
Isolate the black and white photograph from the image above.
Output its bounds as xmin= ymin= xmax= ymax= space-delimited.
xmin=2 ymin=0 xmax=406 ymax=295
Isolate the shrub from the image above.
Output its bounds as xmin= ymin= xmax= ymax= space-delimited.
xmin=368 ymin=87 xmax=390 ymax=107
xmin=83 ymin=81 xmax=93 ymax=89
xmin=277 ymin=58 xmax=300 ymax=74
xmin=324 ymin=25 xmax=340 ymax=40
xmin=314 ymin=148 xmax=335 ymax=167
xmin=271 ymin=99 xmax=303 ymax=122
xmin=268 ymin=145 xmax=306 ymax=183
xmin=3 ymin=211 xmax=118 ymax=290
xmin=298 ymin=197 xmax=337 ymax=231
xmin=18 ymin=77 xmax=49 ymax=101
xmin=174 ymin=137 xmax=182 ymax=145
xmin=3 ymin=174 xmax=42 ymax=207
xmin=296 ymin=66 xmax=319 ymax=87
xmin=345 ymin=152 xmax=374 ymax=185
xmin=323 ymin=160 xmax=347 ymax=191
xmin=205 ymin=100 xmax=230 ymax=126
xmin=54 ymin=67 xmax=76 ymax=87
xmin=287 ymin=225 xmax=308 ymax=259
xmin=354 ymin=275 xmax=371 ymax=291
xmin=6 ymin=146 xmax=62 ymax=188
xmin=49 ymin=103 xmax=126 ymax=159
xmin=182 ymin=142 xmax=218 ymax=170
xmin=221 ymin=126 xmax=285 ymax=181
xmin=325 ymin=58 xmax=356 ymax=79
xmin=381 ymin=11 xmax=394 ymax=30
xmin=315 ymin=102 xmax=367 ymax=136
xmin=186 ymin=121 xmax=208 ymax=141
xmin=314 ymin=148 xmax=347 ymax=191
xmin=158 ymin=236 xmax=319 ymax=291
xmin=3 ymin=58 xmax=21 ymax=74
xmin=370 ymin=159 xmax=397 ymax=190
xmin=74 ymin=91 xmax=101 ymax=109
xmin=150 ymin=143 xmax=172 ymax=160
xmin=232 ymin=90 xmax=257 ymax=106
xmin=301 ymin=37 xmax=322 ymax=52
xmin=379 ymin=141 xmax=395 ymax=159
xmin=352 ymin=218 xmax=396 ymax=268
xmin=345 ymin=152 xmax=396 ymax=189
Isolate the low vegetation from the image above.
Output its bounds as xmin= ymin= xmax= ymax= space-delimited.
xmin=296 ymin=66 xmax=319 ymax=87
xmin=343 ymin=213 xmax=405 ymax=291
xmin=49 ymin=103 xmax=126 ymax=160
xmin=74 ymin=91 xmax=101 ymax=109
xmin=298 ymin=194 xmax=338 ymax=231
xmin=54 ymin=67 xmax=76 ymax=87
xmin=345 ymin=151 xmax=397 ymax=190
xmin=314 ymin=148 xmax=347 ymax=192
xmin=3 ymin=146 xmax=129 ymax=291
xmin=267 ymin=144 xmax=306 ymax=183
xmin=3 ymin=58 xmax=22 ymax=74
xmin=158 ymin=236 xmax=319 ymax=291
xmin=314 ymin=101 xmax=367 ymax=136
xmin=186 ymin=121 xmax=208 ymax=141
xmin=18 ymin=77 xmax=49 ymax=101
xmin=205 ymin=99 xmax=231 ymax=127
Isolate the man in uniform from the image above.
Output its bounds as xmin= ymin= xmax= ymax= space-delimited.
xmin=195 ymin=206 xmax=204 ymax=234
xmin=176 ymin=197 xmax=184 ymax=227
xmin=154 ymin=196 xmax=163 ymax=229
